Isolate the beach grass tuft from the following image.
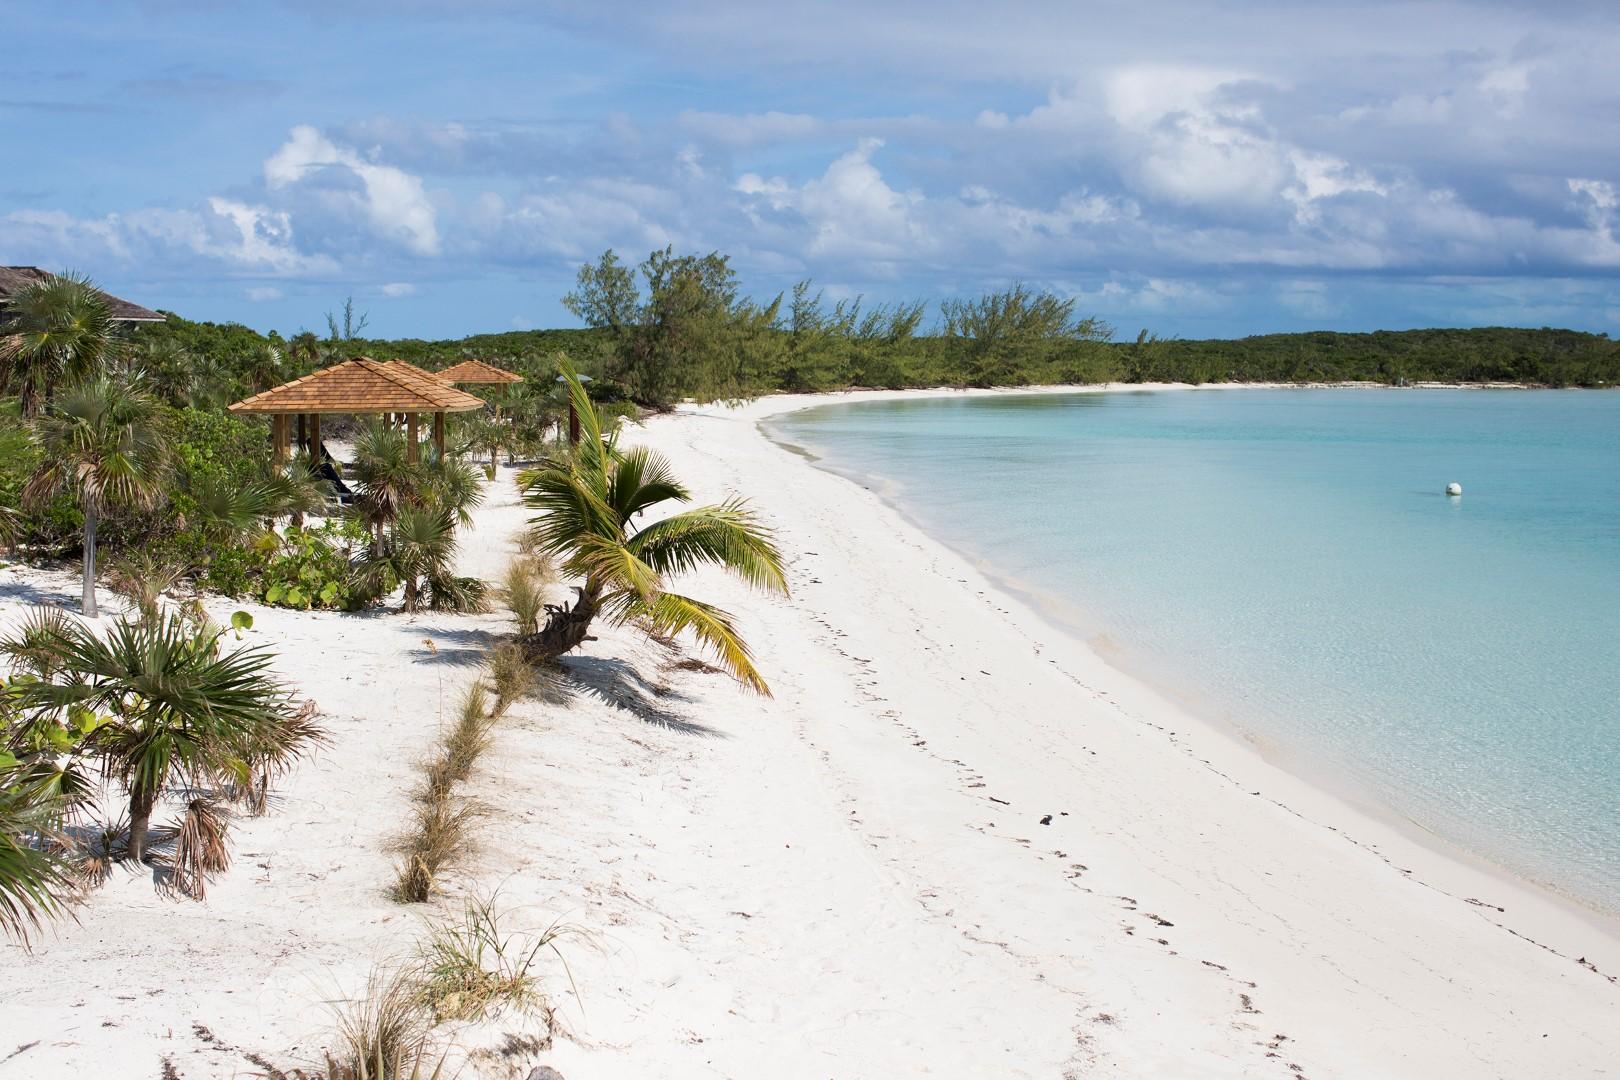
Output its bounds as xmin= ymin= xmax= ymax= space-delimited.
xmin=322 ymin=966 xmax=442 ymax=1080
xmin=392 ymin=791 xmax=482 ymax=905
xmin=414 ymin=890 xmax=576 ymax=1023
xmin=485 ymin=642 xmax=536 ymax=715
xmin=501 ymin=559 xmax=546 ymax=637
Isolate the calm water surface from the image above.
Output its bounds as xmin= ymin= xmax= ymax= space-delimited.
xmin=767 ymin=390 xmax=1620 ymax=913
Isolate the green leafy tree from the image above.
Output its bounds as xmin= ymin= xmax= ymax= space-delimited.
xmin=0 ymin=272 xmax=116 ymax=418
xmin=941 ymin=283 xmax=1113 ymax=386
xmin=518 ymin=364 xmax=788 ymax=692
xmin=23 ymin=379 xmax=174 ymax=617
xmin=564 ymin=247 xmax=783 ymax=406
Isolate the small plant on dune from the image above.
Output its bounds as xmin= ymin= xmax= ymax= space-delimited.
xmin=414 ymin=890 xmax=578 ymax=1023
xmin=103 ymin=549 xmax=188 ymax=622
xmin=484 ymin=643 xmax=538 ymax=715
xmin=440 ymin=682 xmax=494 ymax=786
xmin=358 ymin=507 xmax=488 ymax=615
xmin=1 ymin=607 xmax=325 ymax=868
xmin=501 ymin=559 xmax=545 ymax=637
xmin=322 ymin=966 xmax=443 ymax=1080
xmin=518 ymin=363 xmax=788 ymax=692
xmin=392 ymin=793 xmax=482 ymax=904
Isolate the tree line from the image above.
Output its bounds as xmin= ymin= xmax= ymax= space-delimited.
xmin=32 ymin=248 xmax=1620 ymax=416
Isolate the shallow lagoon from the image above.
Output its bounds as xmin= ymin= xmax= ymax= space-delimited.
xmin=769 ymin=389 xmax=1620 ymax=913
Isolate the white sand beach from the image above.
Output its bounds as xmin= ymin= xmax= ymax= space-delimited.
xmin=4 ymin=388 xmax=1619 ymax=1079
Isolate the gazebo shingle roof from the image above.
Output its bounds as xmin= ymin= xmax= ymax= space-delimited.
xmin=436 ymin=359 xmax=524 ymax=385
xmin=0 ymin=266 xmax=165 ymax=322
xmin=227 ymin=357 xmax=486 ymax=415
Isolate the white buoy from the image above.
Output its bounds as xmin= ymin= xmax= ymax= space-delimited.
xmin=1446 ymin=482 xmax=1463 ymax=496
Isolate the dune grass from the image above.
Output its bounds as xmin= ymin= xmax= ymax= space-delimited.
xmin=320 ymin=966 xmax=444 ymax=1080
xmin=414 ymin=890 xmax=578 ymax=1024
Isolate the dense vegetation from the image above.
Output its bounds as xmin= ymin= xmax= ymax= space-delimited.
xmin=111 ymin=249 xmax=1620 ymax=414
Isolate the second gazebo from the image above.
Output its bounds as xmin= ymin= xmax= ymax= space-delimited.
xmin=228 ymin=357 xmax=486 ymax=464
xmin=436 ymin=359 xmax=523 ymax=418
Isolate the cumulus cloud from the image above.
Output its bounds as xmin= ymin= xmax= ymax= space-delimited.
xmin=265 ymin=125 xmax=440 ymax=256
xmin=10 ymin=0 xmax=1620 ymax=335
xmin=1 ymin=199 xmax=335 ymax=277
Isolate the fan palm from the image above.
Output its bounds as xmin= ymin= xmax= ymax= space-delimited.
xmin=350 ymin=421 xmax=422 ymax=556
xmin=3 ymin=609 xmax=321 ymax=865
xmin=22 ymin=378 xmax=173 ymax=617
xmin=0 ymin=766 xmax=76 ymax=944
xmin=0 ymin=271 xmax=115 ymax=419
xmin=418 ymin=450 xmax=485 ymax=529
xmin=518 ymin=364 xmax=787 ymax=693
xmin=260 ymin=450 xmax=331 ymax=528
xmin=357 ymin=506 xmax=485 ymax=613
xmin=185 ymin=472 xmax=272 ymax=545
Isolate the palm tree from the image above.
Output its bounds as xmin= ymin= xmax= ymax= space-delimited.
xmin=23 ymin=378 xmax=173 ymax=617
xmin=260 ymin=450 xmax=330 ymax=529
xmin=418 ymin=449 xmax=485 ymax=529
xmin=0 ymin=272 xmax=115 ymax=419
xmin=356 ymin=505 xmax=486 ymax=613
xmin=0 ymin=767 xmax=76 ymax=943
xmin=518 ymin=364 xmax=788 ymax=693
xmin=2 ymin=609 xmax=322 ymax=865
xmin=349 ymin=421 xmax=421 ymax=557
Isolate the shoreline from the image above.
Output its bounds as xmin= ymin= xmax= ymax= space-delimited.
xmin=756 ymin=385 xmax=1620 ymax=936
xmin=626 ymin=391 xmax=1620 ymax=1072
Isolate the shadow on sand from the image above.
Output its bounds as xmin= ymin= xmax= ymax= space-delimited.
xmin=561 ymin=653 xmax=724 ymax=738
xmin=411 ymin=624 xmax=504 ymax=667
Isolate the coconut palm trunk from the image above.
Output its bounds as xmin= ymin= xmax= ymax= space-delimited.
xmin=527 ymin=582 xmax=602 ymax=661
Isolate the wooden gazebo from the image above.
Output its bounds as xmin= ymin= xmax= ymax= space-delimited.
xmin=227 ymin=357 xmax=485 ymax=464
xmin=436 ymin=359 xmax=524 ymax=387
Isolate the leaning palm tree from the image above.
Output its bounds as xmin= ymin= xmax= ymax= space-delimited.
xmin=0 ymin=271 xmax=115 ymax=419
xmin=518 ymin=364 xmax=788 ymax=693
xmin=23 ymin=378 xmax=173 ymax=617
xmin=2 ymin=609 xmax=322 ymax=866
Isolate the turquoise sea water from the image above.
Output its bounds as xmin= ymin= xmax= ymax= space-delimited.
xmin=767 ymin=390 xmax=1620 ymax=913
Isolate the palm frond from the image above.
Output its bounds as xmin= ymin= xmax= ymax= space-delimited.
xmin=631 ymin=591 xmax=771 ymax=695
xmin=628 ymin=500 xmax=789 ymax=594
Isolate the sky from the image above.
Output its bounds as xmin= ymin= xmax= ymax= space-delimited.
xmin=3 ymin=0 xmax=1619 ymax=341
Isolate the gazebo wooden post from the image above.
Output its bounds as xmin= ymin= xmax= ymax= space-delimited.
xmin=407 ymin=412 xmax=420 ymax=463
xmin=271 ymin=414 xmax=288 ymax=465
xmin=297 ymin=413 xmax=308 ymax=454
xmin=433 ymin=412 xmax=445 ymax=460
xmin=309 ymin=414 xmax=323 ymax=468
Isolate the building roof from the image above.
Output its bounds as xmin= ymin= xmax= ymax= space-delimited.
xmin=227 ymin=357 xmax=487 ymax=415
xmin=436 ymin=358 xmax=525 ymax=385
xmin=0 ymin=266 xmax=166 ymax=322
